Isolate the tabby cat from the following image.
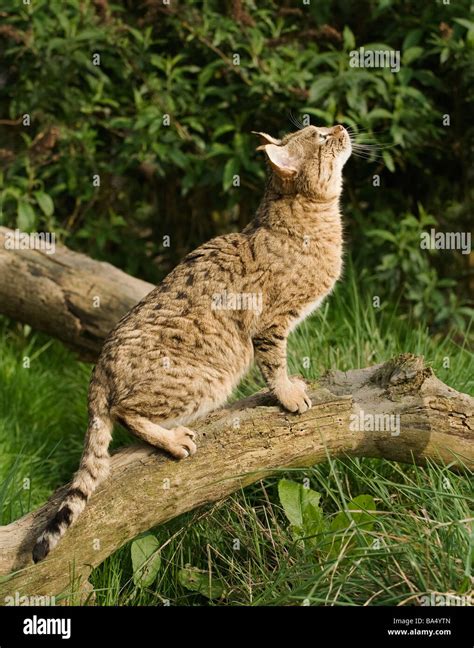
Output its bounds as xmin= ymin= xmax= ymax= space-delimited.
xmin=33 ymin=124 xmax=352 ymax=562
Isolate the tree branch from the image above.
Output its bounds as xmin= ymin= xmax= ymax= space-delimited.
xmin=0 ymin=354 xmax=472 ymax=601
xmin=0 ymin=227 xmax=153 ymax=361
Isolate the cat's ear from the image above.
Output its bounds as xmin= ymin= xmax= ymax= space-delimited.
xmin=261 ymin=143 xmax=299 ymax=179
xmin=251 ymin=131 xmax=282 ymax=150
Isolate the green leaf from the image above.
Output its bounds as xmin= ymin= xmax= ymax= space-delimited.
xmin=302 ymin=107 xmax=333 ymax=123
xmin=17 ymin=200 xmax=36 ymax=231
xmin=453 ymin=18 xmax=474 ymax=31
xmin=327 ymin=495 xmax=376 ymax=557
xmin=278 ymin=479 xmax=325 ymax=544
xmin=383 ymin=149 xmax=395 ymax=172
xmin=304 ymin=501 xmax=325 ymax=542
xmin=34 ymin=191 xmax=54 ymax=217
xmin=343 ymin=26 xmax=355 ymax=51
xmin=131 ymin=532 xmax=161 ymax=588
xmin=367 ymin=108 xmax=393 ymax=121
xmin=309 ymin=77 xmax=333 ymax=103
xmin=330 ymin=495 xmax=377 ymax=536
xmin=402 ymin=46 xmax=423 ymax=65
xmin=440 ymin=48 xmax=450 ymax=64
xmin=222 ymin=158 xmax=239 ymax=191
xmin=367 ymin=228 xmax=397 ymax=242
xmin=178 ymin=566 xmax=224 ymax=599
xmin=213 ymin=124 xmax=235 ymax=139
xmin=346 ymin=495 xmax=377 ymax=530
xmin=250 ymin=30 xmax=264 ymax=56
xmin=402 ymin=29 xmax=423 ymax=51
xmin=278 ymin=479 xmax=305 ymax=527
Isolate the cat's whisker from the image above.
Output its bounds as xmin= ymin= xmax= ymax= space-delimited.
xmin=351 ymin=137 xmax=388 ymax=143
xmin=350 ymin=155 xmax=383 ymax=163
xmin=352 ymin=155 xmax=386 ymax=163
xmin=351 ymin=149 xmax=381 ymax=156
xmin=351 ymin=144 xmax=386 ymax=152
xmin=288 ymin=111 xmax=304 ymax=130
xmin=350 ymin=148 xmax=386 ymax=160
xmin=350 ymin=142 xmax=382 ymax=152
xmin=350 ymin=139 xmax=395 ymax=148
xmin=351 ymin=143 xmax=380 ymax=150
xmin=351 ymin=144 xmax=395 ymax=152
xmin=346 ymin=126 xmax=392 ymax=135
xmin=348 ymin=132 xmax=394 ymax=147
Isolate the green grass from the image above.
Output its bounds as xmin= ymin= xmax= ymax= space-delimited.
xmin=0 ymin=272 xmax=472 ymax=606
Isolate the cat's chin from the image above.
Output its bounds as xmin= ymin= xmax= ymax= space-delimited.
xmin=340 ymin=145 xmax=352 ymax=166
xmin=332 ymin=135 xmax=351 ymax=166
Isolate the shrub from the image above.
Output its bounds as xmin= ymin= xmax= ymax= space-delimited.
xmin=0 ymin=0 xmax=472 ymax=329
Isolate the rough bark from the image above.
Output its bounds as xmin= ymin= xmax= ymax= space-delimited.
xmin=0 ymin=226 xmax=153 ymax=361
xmin=0 ymin=354 xmax=472 ymax=603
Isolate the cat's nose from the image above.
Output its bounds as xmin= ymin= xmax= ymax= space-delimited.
xmin=332 ymin=125 xmax=345 ymax=138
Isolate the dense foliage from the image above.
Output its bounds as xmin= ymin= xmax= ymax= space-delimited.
xmin=0 ymin=0 xmax=472 ymax=330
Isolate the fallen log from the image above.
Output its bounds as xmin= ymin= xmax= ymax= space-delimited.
xmin=0 ymin=226 xmax=153 ymax=361
xmin=0 ymin=354 xmax=472 ymax=603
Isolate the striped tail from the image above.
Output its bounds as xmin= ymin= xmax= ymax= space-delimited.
xmin=32 ymin=403 xmax=113 ymax=563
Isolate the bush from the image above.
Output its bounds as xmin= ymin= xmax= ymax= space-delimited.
xmin=0 ymin=0 xmax=472 ymax=330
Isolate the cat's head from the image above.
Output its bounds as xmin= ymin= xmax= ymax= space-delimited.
xmin=253 ymin=125 xmax=351 ymax=200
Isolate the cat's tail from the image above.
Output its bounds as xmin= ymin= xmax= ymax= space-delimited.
xmin=32 ymin=377 xmax=113 ymax=563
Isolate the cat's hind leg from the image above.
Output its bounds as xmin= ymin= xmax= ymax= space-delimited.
xmin=117 ymin=412 xmax=197 ymax=459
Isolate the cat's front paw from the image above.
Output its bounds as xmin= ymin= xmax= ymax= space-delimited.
xmin=274 ymin=376 xmax=312 ymax=414
xmin=168 ymin=426 xmax=197 ymax=459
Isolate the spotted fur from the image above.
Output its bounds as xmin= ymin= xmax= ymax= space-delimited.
xmin=33 ymin=125 xmax=351 ymax=562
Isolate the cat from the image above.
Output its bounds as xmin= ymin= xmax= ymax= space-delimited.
xmin=33 ymin=124 xmax=352 ymax=562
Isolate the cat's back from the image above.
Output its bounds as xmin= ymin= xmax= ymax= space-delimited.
xmin=119 ymin=231 xmax=253 ymax=320
xmin=98 ymin=232 xmax=256 ymax=365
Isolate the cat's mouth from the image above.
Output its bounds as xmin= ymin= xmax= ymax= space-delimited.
xmin=327 ymin=125 xmax=352 ymax=160
xmin=328 ymin=125 xmax=349 ymax=144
